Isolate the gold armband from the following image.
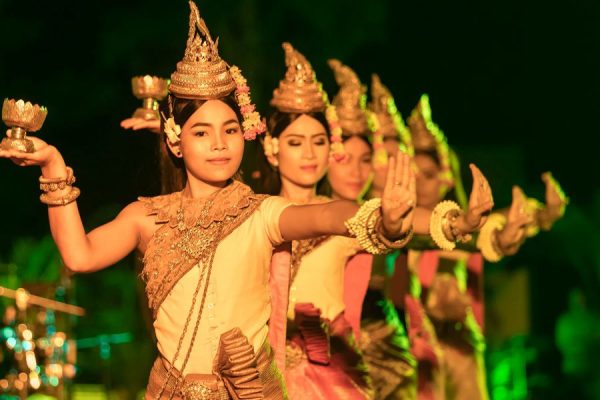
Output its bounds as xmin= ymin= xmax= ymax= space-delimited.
xmin=476 ymin=213 xmax=507 ymax=262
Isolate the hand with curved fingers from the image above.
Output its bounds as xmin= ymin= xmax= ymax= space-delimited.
xmin=497 ymin=186 xmax=534 ymax=253
xmin=539 ymin=172 xmax=568 ymax=230
xmin=120 ymin=117 xmax=161 ymax=134
xmin=381 ymin=151 xmax=417 ymax=239
xmin=453 ymin=164 xmax=494 ymax=235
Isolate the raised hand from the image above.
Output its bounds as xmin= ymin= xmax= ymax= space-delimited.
xmin=539 ymin=172 xmax=568 ymax=229
xmin=497 ymin=186 xmax=534 ymax=253
xmin=381 ymin=151 xmax=416 ymax=239
xmin=453 ymin=164 xmax=494 ymax=235
xmin=120 ymin=117 xmax=161 ymax=134
xmin=0 ymin=135 xmax=61 ymax=170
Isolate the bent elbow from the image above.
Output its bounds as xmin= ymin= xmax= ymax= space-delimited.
xmin=62 ymin=257 xmax=93 ymax=273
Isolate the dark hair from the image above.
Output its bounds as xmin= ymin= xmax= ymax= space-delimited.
xmin=157 ymin=92 xmax=243 ymax=194
xmin=414 ymin=148 xmax=467 ymax=208
xmin=317 ymin=134 xmax=373 ymax=197
xmin=258 ymin=109 xmax=331 ymax=195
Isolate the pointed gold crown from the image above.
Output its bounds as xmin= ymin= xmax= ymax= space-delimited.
xmin=408 ymin=94 xmax=444 ymax=151
xmin=408 ymin=94 xmax=453 ymax=182
xmin=368 ymin=74 xmax=413 ymax=154
xmin=328 ymin=59 xmax=369 ymax=135
xmin=270 ymin=43 xmax=328 ymax=113
xmin=369 ymin=74 xmax=398 ymax=137
xmin=169 ymin=1 xmax=236 ymax=99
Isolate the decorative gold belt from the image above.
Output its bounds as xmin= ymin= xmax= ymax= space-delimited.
xmin=146 ymin=327 xmax=277 ymax=400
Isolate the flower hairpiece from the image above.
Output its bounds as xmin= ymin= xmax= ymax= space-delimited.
xmin=324 ymin=94 xmax=345 ymax=162
xmin=367 ymin=111 xmax=388 ymax=168
xmin=160 ymin=110 xmax=182 ymax=145
xmin=387 ymin=99 xmax=413 ymax=156
xmin=229 ymin=66 xmax=266 ymax=140
xmin=263 ymin=134 xmax=279 ymax=157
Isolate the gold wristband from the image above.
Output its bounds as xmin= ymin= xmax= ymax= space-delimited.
xmin=40 ymin=187 xmax=80 ymax=206
xmin=374 ymin=218 xmax=414 ymax=249
xmin=429 ymin=200 xmax=462 ymax=251
xmin=345 ymin=198 xmax=391 ymax=254
xmin=476 ymin=213 xmax=507 ymax=262
xmin=39 ymin=167 xmax=76 ymax=192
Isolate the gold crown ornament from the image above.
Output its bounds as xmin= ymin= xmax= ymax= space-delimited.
xmin=169 ymin=2 xmax=236 ymax=99
xmin=1 ymin=99 xmax=48 ymax=153
xmin=407 ymin=94 xmax=453 ymax=184
xmin=131 ymin=75 xmax=169 ymax=120
xmin=270 ymin=42 xmax=328 ymax=113
xmin=164 ymin=1 xmax=264 ymax=141
xmin=269 ymin=43 xmax=344 ymax=160
xmin=368 ymin=74 xmax=413 ymax=154
xmin=328 ymin=59 xmax=369 ymax=136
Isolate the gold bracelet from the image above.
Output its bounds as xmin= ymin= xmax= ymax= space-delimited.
xmin=40 ymin=187 xmax=80 ymax=206
xmin=39 ymin=167 xmax=76 ymax=192
xmin=429 ymin=200 xmax=462 ymax=251
xmin=366 ymin=205 xmax=391 ymax=253
xmin=345 ymin=198 xmax=389 ymax=254
xmin=476 ymin=213 xmax=507 ymax=262
xmin=374 ymin=218 xmax=414 ymax=249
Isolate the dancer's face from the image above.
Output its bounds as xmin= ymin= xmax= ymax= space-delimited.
xmin=414 ymin=153 xmax=446 ymax=208
xmin=174 ymin=100 xmax=244 ymax=185
xmin=273 ymin=114 xmax=330 ymax=189
xmin=327 ymin=136 xmax=372 ymax=201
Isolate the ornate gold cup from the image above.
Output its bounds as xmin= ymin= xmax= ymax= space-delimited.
xmin=131 ymin=75 xmax=169 ymax=120
xmin=1 ymin=99 xmax=48 ymax=153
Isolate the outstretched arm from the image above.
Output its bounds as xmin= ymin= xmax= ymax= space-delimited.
xmin=0 ymin=138 xmax=144 ymax=273
xmin=280 ymin=151 xmax=416 ymax=242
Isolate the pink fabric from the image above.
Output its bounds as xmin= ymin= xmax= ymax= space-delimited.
xmin=389 ymin=252 xmax=410 ymax=308
xmin=285 ymin=313 xmax=371 ymax=400
xmin=268 ymin=243 xmax=291 ymax=373
xmin=467 ymin=253 xmax=485 ymax=330
xmin=294 ymin=303 xmax=330 ymax=365
xmin=418 ymin=251 xmax=440 ymax=289
xmin=343 ymin=252 xmax=373 ymax=339
xmin=405 ymin=295 xmax=439 ymax=367
xmin=285 ymin=357 xmax=370 ymax=400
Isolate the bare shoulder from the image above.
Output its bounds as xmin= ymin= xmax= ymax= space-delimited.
xmin=118 ymin=200 xmax=159 ymax=252
xmin=116 ymin=200 xmax=152 ymax=225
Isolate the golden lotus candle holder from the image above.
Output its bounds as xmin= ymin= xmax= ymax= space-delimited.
xmin=131 ymin=75 xmax=169 ymax=120
xmin=1 ymin=98 xmax=48 ymax=153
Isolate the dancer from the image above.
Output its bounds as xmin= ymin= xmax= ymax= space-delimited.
xmin=0 ymin=3 xmax=421 ymax=398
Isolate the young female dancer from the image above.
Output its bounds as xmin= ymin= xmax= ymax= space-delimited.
xmin=0 ymin=3 xmax=421 ymax=399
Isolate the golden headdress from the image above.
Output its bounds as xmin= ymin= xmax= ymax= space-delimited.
xmin=169 ymin=2 xmax=236 ymax=99
xmin=408 ymin=94 xmax=453 ymax=184
xmin=164 ymin=1 xmax=264 ymax=140
xmin=270 ymin=42 xmax=328 ymax=113
xmin=265 ymin=44 xmax=345 ymax=160
xmin=368 ymin=74 xmax=413 ymax=154
xmin=328 ymin=59 xmax=369 ymax=135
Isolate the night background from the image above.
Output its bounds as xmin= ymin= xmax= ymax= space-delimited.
xmin=1 ymin=0 xmax=599 ymax=398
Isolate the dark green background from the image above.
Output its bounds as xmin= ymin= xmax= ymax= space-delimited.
xmin=1 ymin=0 xmax=599 ymax=398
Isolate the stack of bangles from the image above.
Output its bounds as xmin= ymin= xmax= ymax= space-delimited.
xmin=429 ymin=200 xmax=473 ymax=251
xmin=39 ymin=167 xmax=80 ymax=206
xmin=344 ymin=198 xmax=414 ymax=255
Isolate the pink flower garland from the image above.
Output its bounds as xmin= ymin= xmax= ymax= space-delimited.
xmin=229 ymin=66 xmax=266 ymax=141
